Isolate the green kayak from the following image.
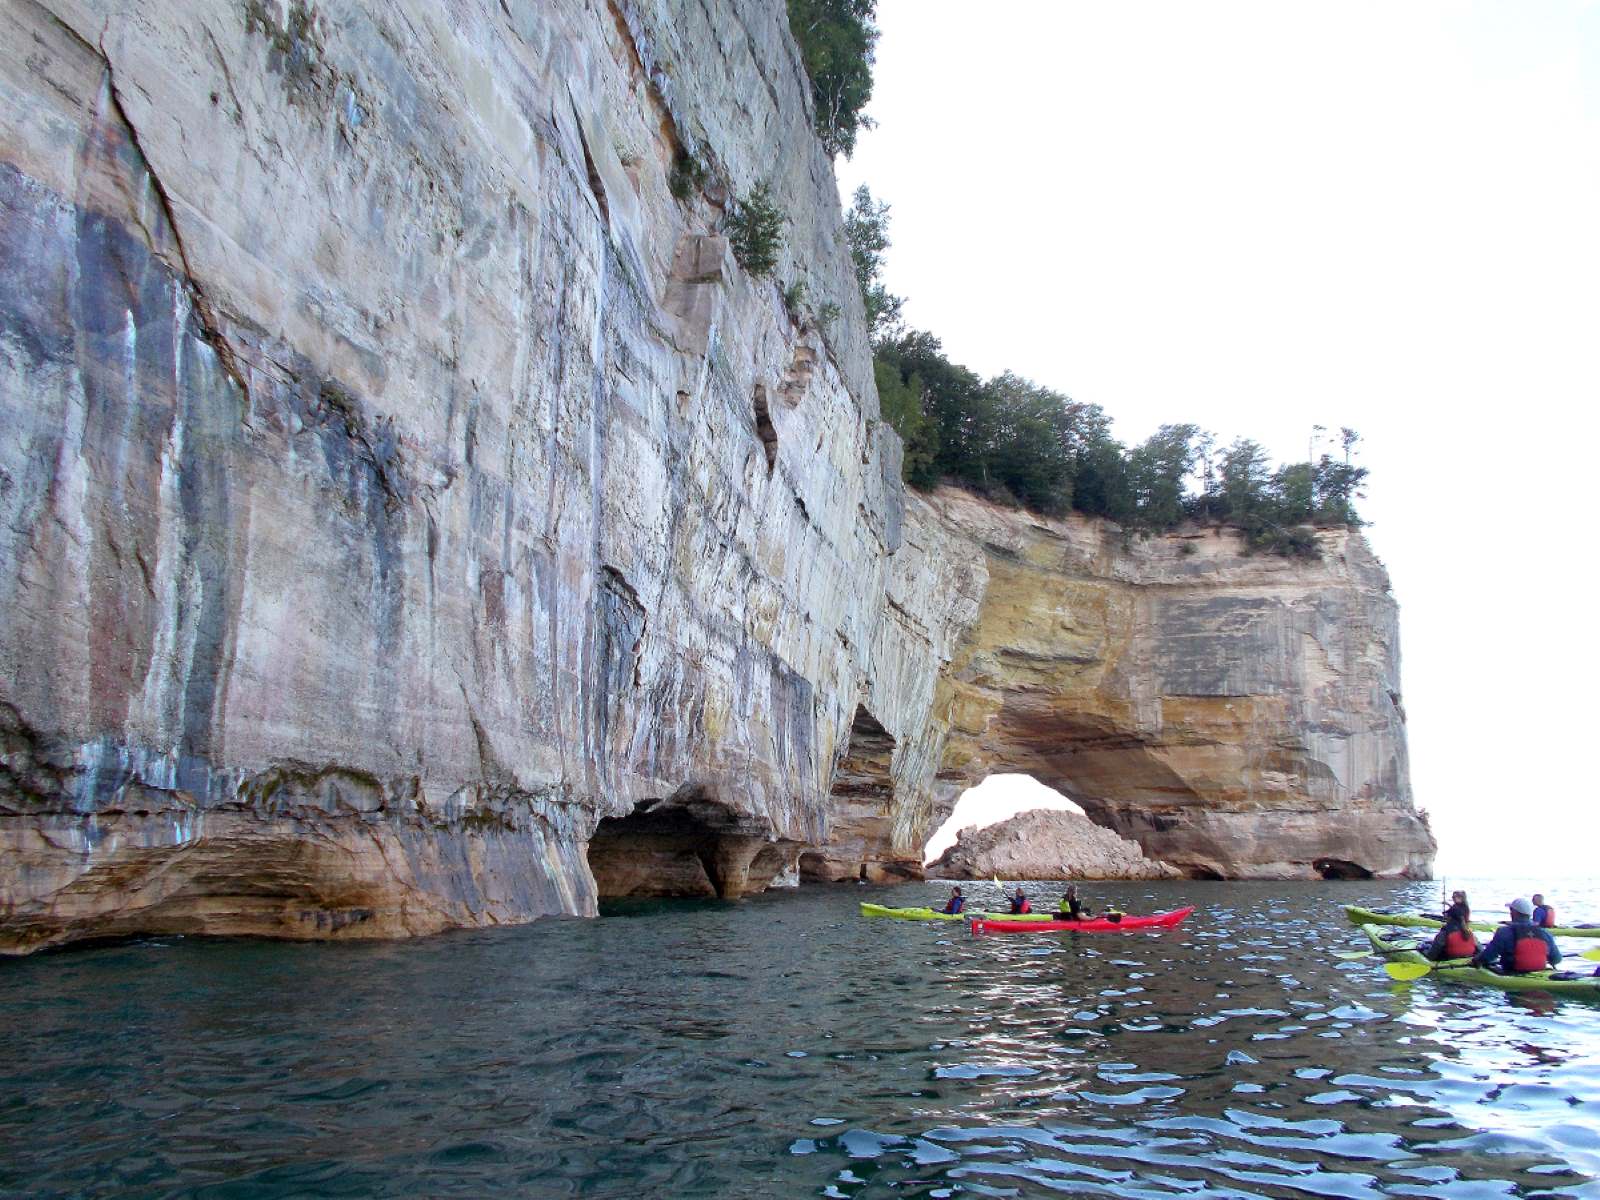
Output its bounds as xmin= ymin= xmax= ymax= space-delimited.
xmin=859 ymin=903 xmax=1055 ymax=923
xmin=1344 ymin=904 xmax=1600 ymax=940
xmin=1360 ymin=924 xmax=1600 ymax=1000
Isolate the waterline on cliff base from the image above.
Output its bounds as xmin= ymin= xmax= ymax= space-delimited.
xmin=3 ymin=879 xmax=1598 ymax=1198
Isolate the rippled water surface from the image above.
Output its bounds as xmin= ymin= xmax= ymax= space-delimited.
xmin=4 ymin=878 xmax=1600 ymax=1198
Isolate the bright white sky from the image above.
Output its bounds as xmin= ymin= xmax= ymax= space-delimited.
xmin=839 ymin=1 xmax=1600 ymax=878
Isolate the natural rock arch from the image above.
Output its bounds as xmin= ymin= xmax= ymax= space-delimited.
xmin=909 ymin=493 xmax=1433 ymax=881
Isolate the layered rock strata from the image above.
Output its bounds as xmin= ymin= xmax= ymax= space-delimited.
xmin=898 ymin=490 xmax=1434 ymax=881
xmin=0 ymin=0 xmax=908 ymax=951
xmin=925 ymin=807 xmax=1178 ymax=881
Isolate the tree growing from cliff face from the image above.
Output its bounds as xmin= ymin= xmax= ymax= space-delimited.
xmin=787 ymin=0 xmax=879 ymax=157
xmin=725 ymin=182 xmax=786 ymax=278
xmin=844 ymin=185 xmax=903 ymax=343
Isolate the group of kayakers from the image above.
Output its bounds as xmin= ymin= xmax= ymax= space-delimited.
xmin=939 ymin=884 xmax=1108 ymax=920
xmin=1426 ymin=890 xmax=1564 ymax=972
xmin=938 ymin=883 xmax=1571 ymax=976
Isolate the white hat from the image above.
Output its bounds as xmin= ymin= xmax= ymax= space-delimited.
xmin=1508 ymin=897 xmax=1533 ymax=917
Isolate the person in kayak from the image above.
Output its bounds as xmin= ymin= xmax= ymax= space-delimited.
xmin=1057 ymin=885 xmax=1091 ymax=920
xmin=1425 ymin=910 xmax=1478 ymax=961
xmin=1009 ymin=888 xmax=1031 ymax=914
xmin=940 ymin=887 xmax=965 ymax=915
xmin=1442 ymin=890 xmax=1470 ymax=923
xmin=1472 ymin=898 xmax=1561 ymax=973
xmin=1532 ymin=894 xmax=1556 ymax=928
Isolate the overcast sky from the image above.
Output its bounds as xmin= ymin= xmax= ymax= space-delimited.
xmin=838 ymin=1 xmax=1600 ymax=878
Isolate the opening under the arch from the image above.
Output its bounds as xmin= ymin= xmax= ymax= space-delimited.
xmin=923 ymin=774 xmax=1084 ymax=865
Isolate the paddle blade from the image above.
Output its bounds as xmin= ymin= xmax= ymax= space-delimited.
xmin=1333 ymin=950 xmax=1375 ymax=961
xmin=1384 ymin=961 xmax=1433 ymax=982
xmin=1582 ymin=947 xmax=1600 ymax=962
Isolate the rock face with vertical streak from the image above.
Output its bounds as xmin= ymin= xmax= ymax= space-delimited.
xmin=0 ymin=0 xmax=1429 ymax=954
xmin=0 ymin=0 xmax=902 ymax=952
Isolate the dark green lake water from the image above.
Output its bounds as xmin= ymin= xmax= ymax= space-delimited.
xmin=3 ymin=878 xmax=1598 ymax=1198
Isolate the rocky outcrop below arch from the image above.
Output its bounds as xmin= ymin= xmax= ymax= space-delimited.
xmin=926 ymin=808 xmax=1178 ymax=881
xmin=886 ymin=490 xmax=1434 ymax=882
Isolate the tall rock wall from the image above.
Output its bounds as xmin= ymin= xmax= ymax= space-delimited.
xmin=0 ymin=0 xmax=1430 ymax=954
xmin=890 ymin=490 xmax=1433 ymax=881
xmin=0 ymin=0 xmax=903 ymax=952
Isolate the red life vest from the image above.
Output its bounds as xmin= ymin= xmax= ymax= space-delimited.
xmin=1538 ymin=905 xmax=1556 ymax=928
xmin=1512 ymin=926 xmax=1550 ymax=972
xmin=1444 ymin=929 xmax=1477 ymax=958
xmin=1017 ymin=900 xmax=1031 ymax=914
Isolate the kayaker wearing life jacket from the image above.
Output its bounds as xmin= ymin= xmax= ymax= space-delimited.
xmin=940 ymin=887 xmax=965 ymax=915
xmin=1425 ymin=912 xmax=1478 ymax=961
xmin=1472 ymin=898 xmax=1561 ymax=973
xmin=1058 ymin=885 xmax=1090 ymax=920
xmin=1441 ymin=890 xmax=1469 ymax=924
xmin=1532 ymin=894 xmax=1556 ymax=928
xmin=1009 ymin=888 xmax=1031 ymax=915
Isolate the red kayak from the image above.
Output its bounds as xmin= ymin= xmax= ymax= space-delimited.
xmin=970 ymin=906 xmax=1195 ymax=935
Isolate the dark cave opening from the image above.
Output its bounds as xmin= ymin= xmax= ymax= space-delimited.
xmin=1313 ymin=857 xmax=1373 ymax=881
xmin=802 ymin=704 xmax=904 ymax=883
xmin=586 ymin=792 xmax=795 ymax=899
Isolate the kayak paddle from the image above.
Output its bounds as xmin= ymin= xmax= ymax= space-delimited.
xmin=1583 ymin=947 xmax=1600 ymax=962
xmin=1384 ymin=961 xmax=1434 ymax=982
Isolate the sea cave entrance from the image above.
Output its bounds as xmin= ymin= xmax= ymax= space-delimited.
xmin=586 ymin=790 xmax=797 ymax=899
xmin=801 ymin=703 xmax=919 ymax=884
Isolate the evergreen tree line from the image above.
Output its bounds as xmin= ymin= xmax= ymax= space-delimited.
xmin=851 ymin=189 xmax=1368 ymax=557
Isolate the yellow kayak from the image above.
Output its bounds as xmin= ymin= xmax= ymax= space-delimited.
xmin=1344 ymin=904 xmax=1600 ymax=940
xmin=859 ymin=903 xmax=1056 ymax=923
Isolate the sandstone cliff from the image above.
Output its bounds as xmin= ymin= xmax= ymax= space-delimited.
xmin=0 ymin=0 xmax=916 ymax=951
xmin=887 ymin=490 xmax=1434 ymax=882
xmin=0 ymin=0 xmax=1430 ymax=954
xmin=926 ymin=807 xmax=1178 ymax=881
